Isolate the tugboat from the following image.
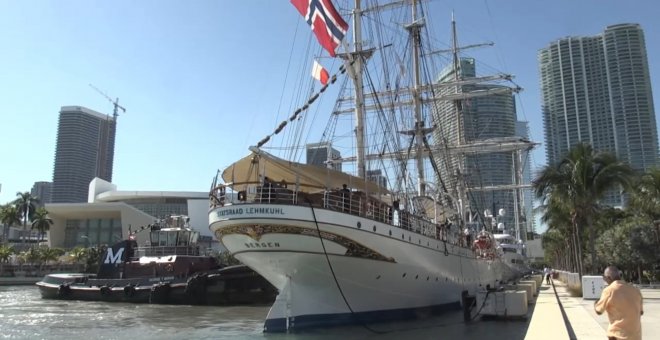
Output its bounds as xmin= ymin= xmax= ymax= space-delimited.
xmin=36 ymin=215 xmax=277 ymax=305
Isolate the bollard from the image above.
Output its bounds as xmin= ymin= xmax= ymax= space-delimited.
xmin=461 ymin=290 xmax=476 ymax=322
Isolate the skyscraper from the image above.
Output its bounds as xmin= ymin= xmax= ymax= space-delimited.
xmin=431 ymin=58 xmax=518 ymax=230
xmin=515 ymin=121 xmax=536 ymax=235
xmin=30 ymin=181 xmax=52 ymax=208
xmin=51 ymin=106 xmax=117 ymax=203
xmin=306 ymin=142 xmax=342 ymax=171
xmin=539 ymin=24 xmax=659 ymax=179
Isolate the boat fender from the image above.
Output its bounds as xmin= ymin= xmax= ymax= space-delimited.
xmin=58 ymin=283 xmax=71 ymax=297
xmin=124 ymin=285 xmax=136 ymax=297
xmin=100 ymin=286 xmax=112 ymax=296
xmin=149 ymin=282 xmax=171 ymax=304
xmin=165 ymin=263 xmax=174 ymax=272
xmin=185 ymin=274 xmax=208 ymax=302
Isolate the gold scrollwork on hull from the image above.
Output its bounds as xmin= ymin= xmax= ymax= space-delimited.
xmin=216 ymin=224 xmax=395 ymax=263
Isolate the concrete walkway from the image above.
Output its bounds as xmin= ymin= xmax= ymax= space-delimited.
xmin=524 ymin=280 xmax=569 ymax=340
xmin=526 ymin=279 xmax=658 ymax=339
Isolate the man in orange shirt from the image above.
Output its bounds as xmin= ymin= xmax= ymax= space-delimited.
xmin=594 ymin=266 xmax=644 ymax=340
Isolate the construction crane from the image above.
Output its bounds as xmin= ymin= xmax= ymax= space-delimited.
xmin=89 ymin=84 xmax=126 ymax=119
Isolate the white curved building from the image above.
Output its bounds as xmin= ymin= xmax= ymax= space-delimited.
xmin=45 ymin=178 xmax=219 ymax=250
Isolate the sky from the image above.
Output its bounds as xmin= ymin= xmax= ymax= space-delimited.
xmin=1 ymin=0 xmax=659 ymax=228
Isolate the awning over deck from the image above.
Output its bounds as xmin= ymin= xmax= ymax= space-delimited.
xmin=221 ymin=148 xmax=390 ymax=195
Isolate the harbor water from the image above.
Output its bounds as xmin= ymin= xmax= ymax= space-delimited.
xmin=1 ymin=285 xmax=531 ymax=339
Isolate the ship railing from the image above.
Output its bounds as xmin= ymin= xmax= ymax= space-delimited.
xmin=210 ymin=183 xmax=465 ymax=247
xmin=136 ymin=246 xmax=201 ymax=257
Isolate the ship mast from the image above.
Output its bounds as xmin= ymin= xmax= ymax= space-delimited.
xmin=450 ymin=12 xmax=468 ymax=219
xmin=408 ymin=0 xmax=427 ymax=196
xmin=351 ymin=0 xmax=367 ymax=179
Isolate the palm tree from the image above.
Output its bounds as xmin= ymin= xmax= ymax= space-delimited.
xmin=534 ymin=143 xmax=633 ymax=276
xmin=31 ymin=207 xmax=53 ymax=243
xmin=69 ymin=247 xmax=87 ymax=271
xmin=13 ymin=192 xmax=39 ymax=246
xmin=541 ymin=229 xmax=565 ymax=269
xmin=0 ymin=245 xmax=15 ymax=276
xmin=537 ymin=195 xmax=581 ymax=273
xmin=0 ymin=204 xmax=22 ymax=244
xmin=19 ymin=247 xmax=41 ymax=272
xmin=38 ymin=247 xmax=64 ymax=271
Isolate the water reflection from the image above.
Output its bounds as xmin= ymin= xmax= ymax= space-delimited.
xmin=0 ymin=286 xmax=530 ymax=340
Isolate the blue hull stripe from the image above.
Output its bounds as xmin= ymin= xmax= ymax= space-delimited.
xmin=263 ymin=301 xmax=461 ymax=332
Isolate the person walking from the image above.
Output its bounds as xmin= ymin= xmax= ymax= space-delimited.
xmin=594 ymin=266 xmax=644 ymax=340
xmin=543 ymin=267 xmax=551 ymax=285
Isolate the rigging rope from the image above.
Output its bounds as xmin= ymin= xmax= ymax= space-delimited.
xmin=256 ymin=60 xmax=354 ymax=149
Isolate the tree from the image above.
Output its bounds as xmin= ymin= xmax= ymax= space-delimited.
xmin=0 ymin=245 xmax=15 ymax=276
xmin=629 ymin=168 xmax=660 ymax=246
xmin=537 ymin=195 xmax=580 ymax=273
xmin=534 ymin=143 xmax=633 ymax=276
xmin=30 ymin=207 xmax=53 ymax=242
xmin=84 ymin=246 xmax=105 ymax=273
xmin=596 ymin=216 xmax=659 ymax=283
xmin=69 ymin=247 xmax=88 ymax=271
xmin=19 ymin=247 xmax=41 ymax=268
xmin=0 ymin=204 xmax=22 ymax=244
xmin=13 ymin=192 xmax=39 ymax=246
xmin=38 ymin=247 xmax=65 ymax=270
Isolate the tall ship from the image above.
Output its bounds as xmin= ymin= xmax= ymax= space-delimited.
xmin=209 ymin=0 xmax=535 ymax=332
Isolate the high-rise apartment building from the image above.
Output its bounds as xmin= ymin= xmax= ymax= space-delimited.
xmin=515 ymin=121 xmax=536 ymax=235
xmin=431 ymin=58 xmax=518 ymax=231
xmin=51 ymin=106 xmax=117 ymax=203
xmin=306 ymin=142 xmax=342 ymax=171
xmin=366 ymin=169 xmax=387 ymax=189
xmin=539 ymin=24 xmax=658 ymax=179
xmin=30 ymin=181 xmax=52 ymax=208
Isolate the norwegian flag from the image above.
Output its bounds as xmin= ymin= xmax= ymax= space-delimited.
xmin=291 ymin=0 xmax=349 ymax=57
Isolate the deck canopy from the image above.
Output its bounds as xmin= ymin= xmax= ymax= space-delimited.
xmin=221 ymin=148 xmax=389 ymax=195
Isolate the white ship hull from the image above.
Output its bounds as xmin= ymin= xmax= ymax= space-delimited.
xmin=209 ymin=203 xmax=507 ymax=332
xmin=500 ymin=252 xmax=528 ymax=282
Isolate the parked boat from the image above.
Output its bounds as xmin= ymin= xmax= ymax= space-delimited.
xmin=494 ymin=233 xmax=530 ymax=281
xmin=209 ymin=0 xmax=534 ymax=332
xmin=36 ymin=215 xmax=276 ymax=305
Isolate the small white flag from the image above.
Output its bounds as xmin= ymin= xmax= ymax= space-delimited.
xmin=311 ymin=60 xmax=329 ymax=85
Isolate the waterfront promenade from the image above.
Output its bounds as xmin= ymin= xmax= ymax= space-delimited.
xmin=526 ymin=279 xmax=658 ymax=339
